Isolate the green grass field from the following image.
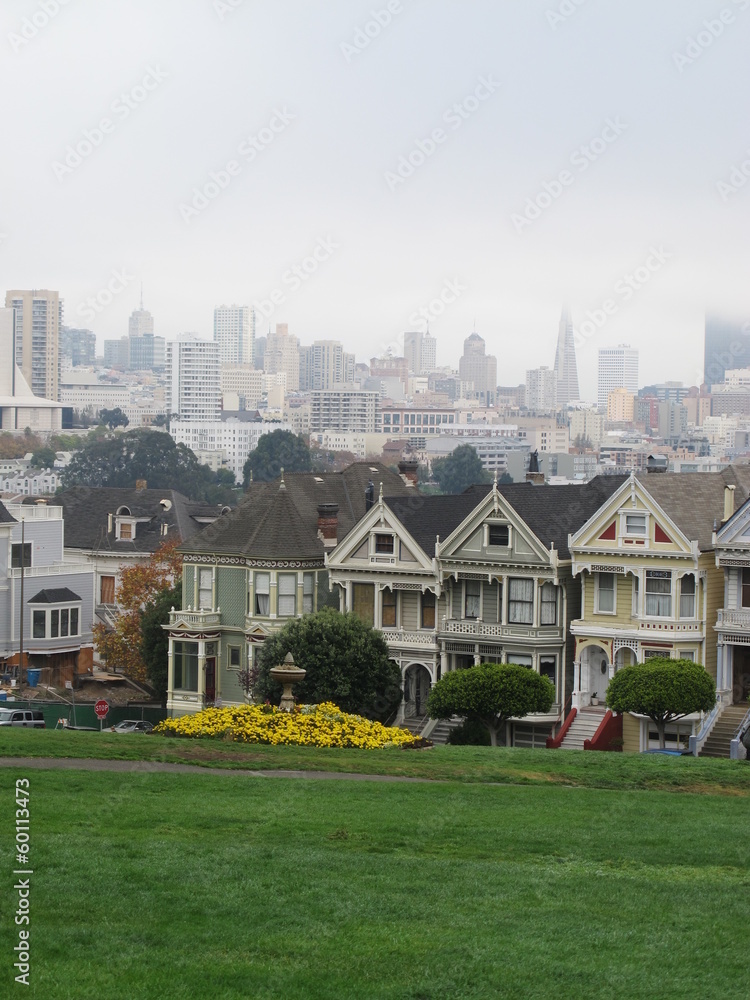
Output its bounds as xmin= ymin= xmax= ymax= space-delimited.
xmin=1 ymin=739 xmax=749 ymax=999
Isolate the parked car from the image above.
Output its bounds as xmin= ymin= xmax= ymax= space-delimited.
xmin=0 ymin=709 xmax=46 ymax=728
xmin=107 ymin=720 xmax=154 ymax=734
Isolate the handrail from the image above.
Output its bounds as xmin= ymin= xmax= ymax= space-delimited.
xmin=733 ymin=706 xmax=750 ymax=740
xmin=584 ymin=710 xmax=623 ymax=752
xmin=688 ymin=695 xmax=723 ymax=757
xmin=730 ymin=706 xmax=750 ymax=761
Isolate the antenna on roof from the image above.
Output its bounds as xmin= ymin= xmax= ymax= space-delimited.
xmin=140 ymin=283 xmax=144 ymax=310
xmin=279 ymin=467 xmax=286 ymax=490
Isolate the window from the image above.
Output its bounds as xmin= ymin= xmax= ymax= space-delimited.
xmin=540 ymin=656 xmax=556 ymax=684
xmin=375 ymin=534 xmax=394 ymax=554
xmin=278 ymin=574 xmax=296 ymax=616
xmin=174 ymin=641 xmax=199 ymax=691
xmin=51 ymin=610 xmax=59 ymax=637
xmin=632 ymin=575 xmax=640 ymax=616
xmin=645 ymin=571 xmax=672 ymax=617
xmin=488 ymin=524 xmax=509 ymax=546
xmin=421 ymin=591 xmax=436 ymax=629
xmin=71 ymin=608 xmax=79 ymax=636
xmin=643 ymin=648 xmax=666 ymax=660
xmin=742 ymin=569 xmax=750 ymax=609
xmin=540 ymin=583 xmax=557 ymax=625
xmin=228 ymin=646 xmax=241 ymax=669
xmin=11 ymin=543 xmax=32 ymax=569
xmin=60 ymin=609 xmax=69 ymax=637
xmin=119 ymin=521 xmax=132 ymax=540
xmin=353 ymin=583 xmax=374 ymax=625
xmin=679 ymin=575 xmax=695 ymax=619
xmin=596 ymin=573 xmax=615 ymax=614
xmin=33 ymin=610 xmax=45 ymax=639
xmin=509 ymin=654 xmax=532 ymax=667
xmin=198 ymin=569 xmax=212 ymax=610
xmin=254 ymin=573 xmax=270 ymax=616
xmin=625 ymin=514 xmax=646 ymax=535
xmin=509 ymin=578 xmax=533 ymax=624
xmin=465 ymin=580 xmax=481 ymax=619
xmin=680 ymin=650 xmax=695 ymax=662
xmin=381 ymin=588 xmax=397 ymax=627
xmin=303 ymin=573 xmax=314 ymax=614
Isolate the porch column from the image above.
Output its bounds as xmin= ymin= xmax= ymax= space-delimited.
xmin=439 ymin=648 xmax=448 ymax=681
xmin=198 ymin=642 xmax=206 ymax=703
xmin=572 ymin=659 xmax=582 ymax=709
xmin=474 ymin=643 xmax=481 ymax=666
xmin=167 ymin=635 xmax=174 ymax=706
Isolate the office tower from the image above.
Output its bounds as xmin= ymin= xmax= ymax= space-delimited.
xmin=458 ymin=331 xmax=497 ymax=405
xmin=553 ymin=306 xmax=580 ymax=406
xmin=129 ymin=295 xmax=154 ymax=338
xmin=128 ymin=333 xmax=166 ymax=371
xmin=299 ymin=340 xmax=355 ymax=390
xmin=103 ymin=337 xmax=130 ymax=369
xmin=5 ymin=289 xmax=61 ymax=400
xmin=214 ymin=304 xmax=255 ymax=366
xmin=309 ymin=389 xmax=379 ymax=433
xmin=166 ymin=336 xmax=221 ymax=422
xmin=704 ymin=315 xmax=750 ymax=388
xmin=254 ymin=335 xmax=266 ymax=370
xmin=525 ymin=366 xmax=557 ymax=411
xmin=60 ymin=327 xmax=96 ymax=367
xmin=597 ymin=345 xmax=639 ymax=410
xmin=404 ymin=330 xmax=437 ymax=375
xmin=263 ymin=323 xmax=300 ymax=391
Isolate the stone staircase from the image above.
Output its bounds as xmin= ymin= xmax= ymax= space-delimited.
xmin=699 ymin=704 xmax=749 ymax=758
xmin=425 ymin=717 xmax=463 ymax=745
xmin=558 ymin=708 xmax=606 ymax=750
xmin=400 ymin=715 xmax=428 ymax=737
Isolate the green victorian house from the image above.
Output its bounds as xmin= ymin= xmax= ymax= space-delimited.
xmin=164 ymin=462 xmax=415 ymax=716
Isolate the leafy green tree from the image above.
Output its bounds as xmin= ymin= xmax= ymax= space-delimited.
xmin=243 ymin=429 xmax=312 ymax=486
xmin=140 ymin=582 xmax=182 ymax=701
xmin=427 ymin=663 xmax=555 ymax=746
xmin=99 ymin=407 xmax=129 ymax=430
xmin=606 ymin=657 xmax=715 ymax=749
xmin=431 ymin=445 xmax=491 ymax=494
xmin=29 ymin=446 xmax=57 ymax=469
xmin=254 ymin=608 xmax=402 ymax=721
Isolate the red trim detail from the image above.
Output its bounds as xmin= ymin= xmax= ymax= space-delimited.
xmin=598 ymin=522 xmax=616 ymax=540
xmin=654 ymin=524 xmax=672 ymax=544
xmin=546 ymin=707 xmax=577 ymax=749
xmin=584 ymin=710 xmax=623 ymax=752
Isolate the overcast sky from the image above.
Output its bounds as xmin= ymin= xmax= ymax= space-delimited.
xmin=2 ymin=0 xmax=749 ymax=400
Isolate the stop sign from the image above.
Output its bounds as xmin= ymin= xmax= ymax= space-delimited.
xmin=94 ymin=699 xmax=109 ymax=720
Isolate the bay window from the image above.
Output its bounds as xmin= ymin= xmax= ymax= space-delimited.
xmin=645 ymin=570 xmax=672 ymax=617
xmin=540 ymin=583 xmax=557 ymax=625
xmin=174 ymin=641 xmax=199 ymax=691
xmin=509 ymin=578 xmax=533 ymax=624
xmin=464 ymin=580 xmax=481 ymax=619
xmin=596 ymin=573 xmax=615 ymax=614
xmin=278 ymin=574 xmax=297 ymax=617
xmin=254 ymin=573 xmax=270 ymax=615
xmin=679 ymin=574 xmax=695 ymax=619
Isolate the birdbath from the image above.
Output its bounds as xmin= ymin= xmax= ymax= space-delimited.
xmin=269 ymin=652 xmax=306 ymax=712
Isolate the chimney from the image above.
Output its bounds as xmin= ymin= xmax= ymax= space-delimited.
xmin=398 ymin=457 xmax=419 ymax=487
xmin=525 ymin=450 xmax=544 ymax=486
xmin=317 ymin=502 xmax=339 ymax=547
xmin=724 ymin=484 xmax=736 ymax=522
xmin=365 ymin=480 xmax=375 ymax=512
xmin=136 ymin=479 xmax=147 ymax=491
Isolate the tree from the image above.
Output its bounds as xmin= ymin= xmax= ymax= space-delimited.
xmin=29 ymin=446 xmax=57 ymax=469
xmin=140 ymin=581 xmax=181 ymax=701
xmin=431 ymin=445 xmax=491 ymax=494
xmin=243 ymin=430 xmax=312 ymax=486
xmin=427 ymin=663 xmax=555 ymax=746
xmin=93 ymin=538 xmax=183 ymax=682
xmin=254 ymin=608 xmax=402 ymax=721
xmin=99 ymin=407 xmax=129 ymax=430
xmin=606 ymin=657 xmax=716 ymax=749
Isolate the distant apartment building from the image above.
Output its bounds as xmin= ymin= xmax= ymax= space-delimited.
xmin=0 ymin=308 xmax=64 ymax=431
xmin=103 ymin=337 xmax=129 ymax=369
xmin=264 ymin=323 xmax=300 ymax=391
xmin=704 ymin=315 xmax=750 ymax=389
xmin=59 ymin=373 xmax=130 ymax=416
xmin=129 ymin=333 xmax=166 ymax=371
xmin=657 ymin=401 xmax=688 ymax=440
xmin=5 ymin=289 xmax=62 ymax=401
xmin=369 ymin=355 xmax=409 ymax=390
xmin=597 ymin=345 xmax=639 ymax=410
xmin=607 ymin=388 xmax=635 ymax=423
xmin=379 ymin=405 xmax=457 ymax=436
xmin=220 ymin=364 xmax=264 ymax=411
xmin=166 ymin=336 xmax=221 ymax=422
xmin=458 ymin=332 xmax=497 ymax=405
xmin=214 ymin=305 xmax=255 ymax=367
xmin=525 ymin=366 xmax=557 ymax=411
xmin=569 ymin=409 xmax=604 ymax=447
xmin=299 ymin=340 xmax=355 ymax=391
xmin=60 ymin=327 xmax=96 ymax=367
xmin=170 ymin=417 xmax=292 ymax=482
xmin=310 ymin=389 xmax=379 ymax=434
xmin=404 ymin=330 xmax=437 ymax=375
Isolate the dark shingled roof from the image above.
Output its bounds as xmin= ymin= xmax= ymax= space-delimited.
xmin=183 ymin=463 xmax=416 ymax=559
xmin=28 ymin=587 xmax=82 ymax=604
xmin=56 ymin=487 xmax=229 ymax=554
xmin=0 ymin=501 xmax=17 ymax=524
xmin=386 ymin=476 xmax=629 ymax=559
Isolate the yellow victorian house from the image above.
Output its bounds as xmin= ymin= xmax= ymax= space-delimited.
xmin=567 ymin=466 xmax=750 ymax=752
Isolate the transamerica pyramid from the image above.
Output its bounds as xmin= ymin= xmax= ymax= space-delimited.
xmin=553 ymin=306 xmax=580 ymax=406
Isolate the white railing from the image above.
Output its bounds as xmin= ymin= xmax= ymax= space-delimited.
xmin=688 ymin=695 xmax=723 ymax=757
xmin=730 ymin=706 xmax=750 ymax=760
xmin=716 ymin=609 xmax=750 ymax=630
xmin=6 ymin=504 xmax=63 ymax=521
xmin=11 ymin=562 xmax=91 ymax=579
xmin=169 ymin=609 xmax=221 ymax=627
xmin=381 ymin=628 xmax=437 ymax=647
xmin=441 ymin=619 xmax=505 ymax=637
xmin=441 ymin=619 xmax=560 ymax=638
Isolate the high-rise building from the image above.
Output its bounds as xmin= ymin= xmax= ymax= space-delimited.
xmin=5 ymin=289 xmax=61 ymax=401
xmin=309 ymin=389 xmax=379 ymax=433
xmin=60 ymin=327 xmax=96 ymax=367
xmin=704 ymin=315 xmax=750 ymax=388
xmin=214 ymin=305 xmax=255 ymax=367
xmin=299 ymin=340 xmax=355 ymax=391
xmin=129 ymin=333 xmax=166 ymax=371
xmin=553 ymin=306 xmax=580 ymax=406
xmin=166 ymin=336 xmax=221 ymax=422
xmin=597 ymin=345 xmax=639 ymax=410
xmin=525 ymin=366 xmax=557 ymax=411
xmin=220 ymin=364 xmax=264 ymax=411
xmin=607 ymin=388 xmax=635 ymax=423
xmin=264 ymin=323 xmax=300 ymax=391
xmin=104 ymin=337 xmax=129 ymax=369
xmin=458 ymin=331 xmax=497 ymax=405
xmin=404 ymin=330 xmax=437 ymax=375
xmin=129 ymin=298 xmax=154 ymax=338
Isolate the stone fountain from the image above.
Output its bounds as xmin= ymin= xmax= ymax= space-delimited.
xmin=269 ymin=652 xmax=306 ymax=712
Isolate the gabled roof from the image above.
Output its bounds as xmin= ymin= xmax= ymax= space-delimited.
xmin=0 ymin=501 xmax=17 ymax=524
xmin=386 ymin=476 xmax=628 ymax=559
xmin=28 ymin=587 xmax=82 ymax=604
xmin=183 ymin=462 xmax=416 ymax=559
xmin=55 ymin=487 xmax=228 ymax=554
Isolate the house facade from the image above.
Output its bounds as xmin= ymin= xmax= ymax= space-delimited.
xmin=713 ymin=491 xmax=750 ymax=706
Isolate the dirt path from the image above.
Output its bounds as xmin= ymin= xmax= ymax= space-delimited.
xmin=0 ymin=756 xmax=441 ymax=782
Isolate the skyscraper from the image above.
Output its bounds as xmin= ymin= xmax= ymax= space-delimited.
xmin=404 ymin=330 xmax=437 ymax=375
xmin=553 ymin=306 xmax=580 ymax=406
xmin=264 ymin=323 xmax=300 ymax=391
xmin=299 ymin=340 xmax=355 ymax=390
xmin=214 ymin=305 xmax=255 ymax=366
xmin=5 ymin=289 xmax=61 ymax=400
xmin=166 ymin=336 xmax=221 ymax=422
xmin=704 ymin=315 xmax=750 ymax=388
xmin=458 ymin=331 xmax=497 ymax=405
xmin=597 ymin=345 xmax=639 ymax=410
xmin=525 ymin=366 xmax=557 ymax=411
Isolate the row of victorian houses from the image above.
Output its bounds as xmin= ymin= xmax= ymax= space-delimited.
xmin=165 ymin=459 xmax=750 ymax=754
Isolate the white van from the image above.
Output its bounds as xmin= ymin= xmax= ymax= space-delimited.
xmin=0 ymin=709 xmax=46 ymax=728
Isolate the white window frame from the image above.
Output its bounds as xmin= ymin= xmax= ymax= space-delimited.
xmin=198 ymin=568 xmax=213 ymax=610
xmin=485 ymin=522 xmax=511 ymax=549
xmin=302 ymin=573 xmax=315 ymax=614
xmin=645 ymin=570 xmax=672 ymax=618
xmin=277 ymin=573 xmax=297 ymax=617
xmin=595 ymin=572 xmax=616 ymax=615
xmin=464 ymin=580 xmax=481 ymax=620
xmin=679 ymin=574 xmax=696 ymax=620
xmin=540 ymin=583 xmax=557 ymax=625
xmin=254 ymin=572 xmax=270 ymax=616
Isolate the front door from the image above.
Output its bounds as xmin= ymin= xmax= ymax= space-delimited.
xmin=734 ymin=646 xmax=750 ymax=704
xmin=205 ymin=659 xmax=216 ymax=704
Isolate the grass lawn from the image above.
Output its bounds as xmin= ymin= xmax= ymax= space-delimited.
xmin=2 ymin=766 xmax=749 ymax=999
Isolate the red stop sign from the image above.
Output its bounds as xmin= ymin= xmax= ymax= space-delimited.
xmin=94 ymin=699 xmax=109 ymax=720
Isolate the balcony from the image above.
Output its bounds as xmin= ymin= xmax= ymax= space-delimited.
xmin=440 ymin=619 xmax=561 ymax=640
xmin=570 ymin=617 xmax=704 ymax=638
xmin=716 ymin=608 xmax=750 ymax=631
xmin=168 ymin=608 xmax=222 ymax=628
xmin=381 ymin=627 xmax=437 ymax=647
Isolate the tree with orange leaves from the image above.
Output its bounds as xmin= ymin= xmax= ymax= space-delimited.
xmin=93 ymin=538 xmax=183 ymax=683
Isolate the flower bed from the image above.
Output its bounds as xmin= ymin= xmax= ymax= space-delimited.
xmin=153 ymin=702 xmax=424 ymax=749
